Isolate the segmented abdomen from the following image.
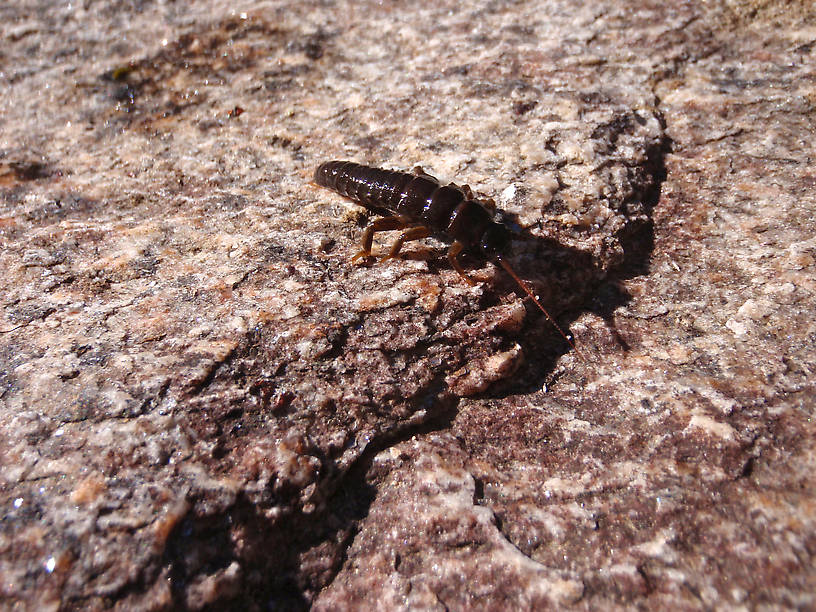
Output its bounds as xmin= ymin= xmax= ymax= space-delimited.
xmin=314 ymin=161 xmax=406 ymax=214
xmin=314 ymin=161 xmax=494 ymax=249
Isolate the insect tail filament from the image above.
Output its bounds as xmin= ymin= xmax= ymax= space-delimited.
xmin=495 ymin=256 xmax=586 ymax=362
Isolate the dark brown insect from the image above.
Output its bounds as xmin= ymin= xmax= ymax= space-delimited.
xmin=314 ymin=161 xmax=583 ymax=357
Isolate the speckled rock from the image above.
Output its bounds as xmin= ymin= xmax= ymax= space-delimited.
xmin=314 ymin=434 xmax=584 ymax=610
xmin=1 ymin=0 xmax=814 ymax=609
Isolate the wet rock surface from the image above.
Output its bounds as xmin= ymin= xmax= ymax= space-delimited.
xmin=1 ymin=0 xmax=813 ymax=609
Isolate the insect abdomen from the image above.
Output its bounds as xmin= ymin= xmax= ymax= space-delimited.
xmin=314 ymin=161 xmax=497 ymax=251
xmin=314 ymin=161 xmax=404 ymax=211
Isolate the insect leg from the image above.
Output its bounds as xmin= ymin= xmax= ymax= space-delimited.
xmin=447 ymin=241 xmax=476 ymax=286
xmin=380 ymin=225 xmax=431 ymax=261
xmin=352 ymin=216 xmax=409 ymax=262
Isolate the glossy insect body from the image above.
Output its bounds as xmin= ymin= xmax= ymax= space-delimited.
xmin=314 ymin=161 xmax=510 ymax=282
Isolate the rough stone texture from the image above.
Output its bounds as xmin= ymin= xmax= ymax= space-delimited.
xmin=1 ymin=0 xmax=813 ymax=609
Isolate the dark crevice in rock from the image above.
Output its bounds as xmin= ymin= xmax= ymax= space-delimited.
xmin=148 ymin=393 xmax=459 ymax=610
xmin=614 ymin=117 xmax=670 ymax=278
xmin=310 ymin=398 xmax=460 ymax=601
xmin=582 ymin=120 xmax=671 ymax=344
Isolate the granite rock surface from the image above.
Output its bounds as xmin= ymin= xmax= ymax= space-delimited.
xmin=1 ymin=0 xmax=814 ymax=609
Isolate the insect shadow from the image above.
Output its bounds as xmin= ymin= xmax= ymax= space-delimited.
xmin=479 ymin=215 xmax=651 ymax=398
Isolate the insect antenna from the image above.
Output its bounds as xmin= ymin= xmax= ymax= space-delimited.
xmin=495 ymin=255 xmax=587 ymax=362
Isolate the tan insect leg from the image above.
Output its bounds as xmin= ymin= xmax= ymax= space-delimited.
xmin=380 ymin=226 xmax=431 ymax=261
xmin=447 ymin=241 xmax=476 ymax=286
xmin=352 ymin=216 xmax=408 ymax=262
